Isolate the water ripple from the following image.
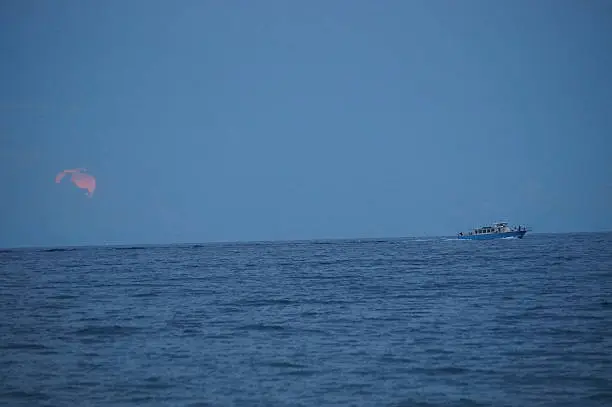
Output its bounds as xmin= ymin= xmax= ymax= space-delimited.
xmin=0 ymin=233 xmax=611 ymax=406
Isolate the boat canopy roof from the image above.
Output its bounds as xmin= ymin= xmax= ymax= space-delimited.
xmin=472 ymin=222 xmax=509 ymax=231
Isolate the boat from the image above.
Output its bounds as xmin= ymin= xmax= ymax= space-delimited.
xmin=457 ymin=222 xmax=527 ymax=240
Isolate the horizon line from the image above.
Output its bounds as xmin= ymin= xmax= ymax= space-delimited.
xmin=2 ymin=230 xmax=611 ymax=250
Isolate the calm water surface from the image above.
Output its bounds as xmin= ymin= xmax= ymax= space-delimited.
xmin=1 ymin=233 xmax=611 ymax=406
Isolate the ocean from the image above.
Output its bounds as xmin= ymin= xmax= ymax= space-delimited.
xmin=1 ymin=233 xmax=611 ymax=407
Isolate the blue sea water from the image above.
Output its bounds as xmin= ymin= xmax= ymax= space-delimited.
xmin=1 ymin=232 xmax=611 ymax=407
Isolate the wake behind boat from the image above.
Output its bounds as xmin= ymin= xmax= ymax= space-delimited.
xmin=457 ymin=222 xmax=527 ymax=240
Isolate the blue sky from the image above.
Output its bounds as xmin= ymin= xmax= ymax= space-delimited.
xmin=1 ymin=0 xmax=611 ymax=247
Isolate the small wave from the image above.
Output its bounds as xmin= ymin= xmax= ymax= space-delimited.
xmin=388 ymin=399 xmax=441 ymax=407
xmin=2 ymin=390 xmax=49 ymax=401
xmin=166 ymin=319 xmax=202 ymax=330
xmin=48 ymin=294 xmax=78 ymax=300
xmin=42 ymin=247 xmax=76 ymax=252
xmin=434 ymin=366 xmax=468 ymax=375
xmin=286 ymin=369 xmax=319 ymax=376
xmin=379 ymin=355 xmax=413 ymax=364
xmin=310 ymin=241 xmax=335 ymax=245
xmin=64 ymin=262 xmax=87 ymax=268
xmin=234 ymin=323 xmax=287 ymax=332
xmin=228 ymin=298 xmax=298 ymax=307
xmin=266 ymin=360 xmax=307 ymax=369
xmin=74 ymin=325 xmax=143 ymax=336
xmin=588 ymin=392 xmax=612 ymax=402
xmin=0 ymin=342 xmax=48 ymax=350
xmin=139 ymin=377 xmax=175 ymax=391
xmin=131 ymin=291 xmax=160 ymax=298
xmin=302 ymin=257 xmax=355 ymax=267
xmin=297 ymin=298 xmax=349 ymax=305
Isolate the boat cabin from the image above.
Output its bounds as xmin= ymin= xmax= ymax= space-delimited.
xmin=462 ymin=222 xmax=512 ymax=236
